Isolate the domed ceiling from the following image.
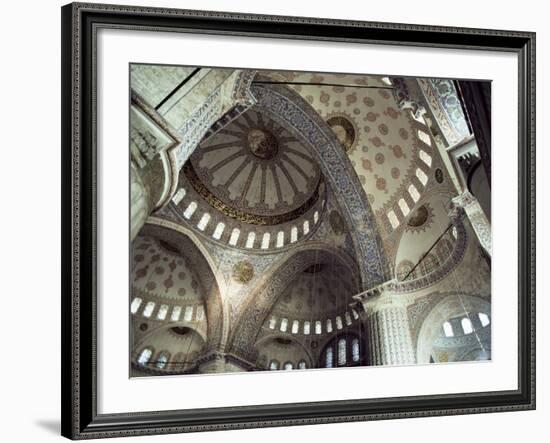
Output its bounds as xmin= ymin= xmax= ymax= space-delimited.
xmin=131 ymin=236 xmax=207 ymax=303
xmin=255 ymin=71 xmax=437 ymax=234
xmin=270 ymin=261 xmax=358 ymax=319
xmin=186 ymin=109 xmax=321 ymax=225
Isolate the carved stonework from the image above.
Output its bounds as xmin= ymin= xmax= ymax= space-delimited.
xmin=251 ymin=84 xmax=389 ymax=287
xmin=366 ymin=303 xmax=415 ymax=365
xmin=453 ymin=191 xmax=491 ymax=255
xmin=232 ymin=261 xmax=255 ymax=284
xmin=228 ymin=246 xmax=360 ymax=360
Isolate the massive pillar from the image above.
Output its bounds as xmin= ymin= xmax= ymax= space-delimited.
xmin=355 ymin=287 xmax=415 ymax=366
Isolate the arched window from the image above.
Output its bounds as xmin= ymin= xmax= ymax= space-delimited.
xmin=325 ymin=347 xmax=333 ymax=368
xmin=290 ymin=226 xmax=298 ymax=243
xmin=183 ymin=201 xmax=197 ymax=219
xmin=229 ymin=228 xmax=240 ymax=246
xmin=398 ymin=198 xmax=410 ymax=216
xmin=155 ymin=351 xmax=170 ymax=369
xmin=303 ymin=220 xmax=310 ymax=235
xmin=142 ymin=301 xmax=155 ymax=318
xmin=130 ymin=297 xmax=142 ymax=314
xmin=416 ymin=168 xmax=428 ymax=186
xmin=326 ymin=319 xmax=333 ymax=333
xmin=245 ymin=232 xmax=256 ymax=249
xmin=298 ymin=360 xmax=307 ymax=370
xmin=478 ymin=312 xmax=490 ymax=327
xmin=315 ymin=320 xmax=322 ymax=335
xmin=269 ymin=360 xmax=280 ymax=370
xmin=171 ymin=306 xmax=181 ymax=322
xmin=171 ymin=187 xmax=186 ymax=205
xmin=352 ymin=309 xmax=359 ymax=320
xmin=137 ymin=348 xmax=152 ymax=365
xmin=461 ymin=317 xmax=474 ymax=334
xmin=419 ymin=149 xmax=432 ymax=166
xmin=443 ymin=321 xmax=454 ymax=337
xmin=280 ymin=318 xmax=288 ymax=332
xmin=261 ymin=232 xmax=271 ymax=249
xmin=156 ymin=304 xmax=169 ymax=320
xmin=408 ymin=184 xmax=421 ymax=202
xmin=268 ymin=316 xmax=277 ymax=329
xmin=336 ymin=316 xmax=343 ymax=330
xmin=197 ymin=213 xmax=210 ymax=231
xmin=352 ymin=338 xmax=360 ymax=362
xmin=303 ymin=321 xmax=311 ymax=335
xmin=212 ymin=222 xmax=225 ymax=240
xmin=387 ymin=210 xmax=400 ymax=229
xmin=291 ymin=320 xmax=299 ymax=334
xmin=184 ymin=306 xmax=194 ymax=322
xmin=313 ymin=211 xmax=319 ymax=224
xmin=338 ymin=338 xmax=347 ymax=366
xmin=283 ymin=362 xmax=293 ymax=370
xmin=276 ymin=231 xmax=284 ymax=248
xmin=344 ymin=312 xmax=352 ymax=326
xmin=417 ymin=130 xmax=432 ymax=146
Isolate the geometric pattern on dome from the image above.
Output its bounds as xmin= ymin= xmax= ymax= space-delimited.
xmin=406 ymin=203 xmax=435 ymax=233
xmin=188 ymin=109 xmax=321 ymax=222
xmin=287 ymin=78 xmax=425 ymax=214
xmin=131 ymin=236 xmax=205 ymax=302
xmin=271 ymin=263 xmax=357 ymax=319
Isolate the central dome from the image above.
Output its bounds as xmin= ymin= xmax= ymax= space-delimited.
xmin=187 ymin=109 xmax=321 ymax=222
xmin=247 ymin=128 xmax=279 ymax=160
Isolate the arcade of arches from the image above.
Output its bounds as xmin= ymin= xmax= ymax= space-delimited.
xmin=129 ymin=66 xmax=491 ymax=376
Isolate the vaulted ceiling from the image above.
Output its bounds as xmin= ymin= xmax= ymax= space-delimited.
xmin=189 ymin=109 xmax=321 ymax=220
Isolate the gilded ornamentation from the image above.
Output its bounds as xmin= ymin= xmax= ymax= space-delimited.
xmin=232 ymin=261 xmax=255 ymax=284
xmin=406 ymin=203 xmax=434 ymax=233
xmin=183 ymin=162 xmax=322 ymax=226
xmin=247 ymin=129 xmax=279 ymax=159
xmin=435 ymin=168 xmax=444 ymax=183
xmin=326 ymin=115 xmax=356 ymax=152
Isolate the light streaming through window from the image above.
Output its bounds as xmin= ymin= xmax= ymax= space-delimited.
xmin=137 ymin=348 xmax=152 ymax=365
xmin=130 ymin=297 xmax=142 ymax=314
xmin=443 ymin=321 xmax=454 ymax=337
xmin=338 ymin=339 xmax=347 ymax=366
xmin=229 ymin=228 xmax=240 ymax=246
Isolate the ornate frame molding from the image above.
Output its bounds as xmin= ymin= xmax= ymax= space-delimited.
xmin=61 ymin=3 xmax=535 ymax=439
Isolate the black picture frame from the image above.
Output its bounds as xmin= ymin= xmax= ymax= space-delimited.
xmin=61 ymin=2 xmax=536 ymax=439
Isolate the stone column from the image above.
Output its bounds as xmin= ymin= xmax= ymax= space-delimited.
xmin=356 ymin=287 xmax=415 ymax=366
xmin=130 ymin=163 xmax=151 ymax=241
xmin=452 ymin=191 xmax=491 ymax=256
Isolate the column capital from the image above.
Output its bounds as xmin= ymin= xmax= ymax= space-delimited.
xmin=452 ymin=190 xmax=478 ymax=209
xmin=353 ymin=282 xmax=413 ymax=316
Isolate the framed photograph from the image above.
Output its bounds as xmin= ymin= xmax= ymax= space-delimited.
xmin=61 ymin=2 xmax=535 ymax=439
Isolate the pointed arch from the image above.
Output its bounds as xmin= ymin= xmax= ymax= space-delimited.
xmin=138 ymin=220 xmax=228 ymax=353
xmin=228 ymin=242 xmax=360 ymax=360
xmin=416 ymin=293 xmax=491 ymax=364
xmin=250 ymin=84 xmax=389 ymax=288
